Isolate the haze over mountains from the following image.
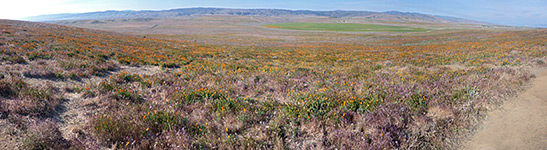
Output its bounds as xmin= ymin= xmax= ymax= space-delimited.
xmin=24 ymin=7 xmax=485 ymax=25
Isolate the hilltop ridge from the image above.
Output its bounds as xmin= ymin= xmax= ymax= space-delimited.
xmin=24 ymin=7 xmax=485 ymax=24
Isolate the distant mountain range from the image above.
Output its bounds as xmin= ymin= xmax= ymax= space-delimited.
xmin=24 ymin=7 xmax=485 ymax=24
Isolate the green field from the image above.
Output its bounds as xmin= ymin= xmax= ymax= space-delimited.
xmin=264 ymin=23 xmax=429 ymax=32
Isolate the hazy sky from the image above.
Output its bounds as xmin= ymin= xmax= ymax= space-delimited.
xmin=1 ymin=0 xmax=546 ymax=27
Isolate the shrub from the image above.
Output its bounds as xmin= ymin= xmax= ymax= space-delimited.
xmin=406 ymin=94 xmax=428 ymax=114
xmin=15 ymin=86 xmax=62 ymax=117
xmin=117 ymin=71 xmax=142 ymax=83
xmin=93 ymin=113 xmax=144 ymax=148
xmin=160 ymin=62 xmax=180 ymax=68
xmin=0 ymin=79 xmax=62 ymax=117
xmin=93 ymin=109 xmax=198 ymax=149
xmin=172 ymin=88 xmax=225 ymax=105
xmin=22 ymin=69 xmax=58 ymax=80
xmin=0 ymin=79 xmax=16 ymax=98
xmin=115 ymin=89 xmax=143 ymax=103
xmin=26 ymin=52 xmax=51 ymax=61
xmin=22 ymin=119 xmax=71 ymax=149
xmin=9 ymin=56 xmax=27 ymax=64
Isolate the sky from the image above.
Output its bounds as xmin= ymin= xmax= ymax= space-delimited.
xmin=0 ymin=0 xmax=546 ymax=27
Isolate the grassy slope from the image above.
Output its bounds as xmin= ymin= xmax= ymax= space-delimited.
xmin=264 ymin=23 xmax=429 ymax=32
xmin=1 ymin=19 xmax=547 ymax=149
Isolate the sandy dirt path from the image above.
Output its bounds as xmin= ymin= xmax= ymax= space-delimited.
xmin=465 ymin=70 xmax=547 ymax=150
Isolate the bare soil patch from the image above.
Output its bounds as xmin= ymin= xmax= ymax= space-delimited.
xmin=465 ymin=69 xmax=547 ymax=149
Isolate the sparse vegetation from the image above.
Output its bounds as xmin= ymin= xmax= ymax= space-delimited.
xmin=22 ymin=119 xmax=71 ymax=150
xmin=264 ymin=23 xmax=429 ymax=32
xmin=0 ymin=18 xmax=545 ymax=149
xmin=0 ymin=77 xmax=62 ymax=117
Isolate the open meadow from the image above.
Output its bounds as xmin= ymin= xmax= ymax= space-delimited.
xmin=0 ymin=16 xmax=546 ymax=149
xmin=264 ymin=23 xmax=429 ymax=32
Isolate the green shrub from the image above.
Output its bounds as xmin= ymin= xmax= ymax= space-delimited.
xmin=94 ymin=114 xmax=144 ymax=148
xmin=172 ymin=89 xmax=225 ymax=105
xmin=160 ymin=62 xmax=180 ymax=68
xmin=407 ymin=94 xmax=428 ymax=113
xmin=9 ymin=56 xmax=27 ymax=64
xmin=27 ymin=52 xmax=51 ymax=61
xmin=115 ymin=90 xmax=143 ymax=103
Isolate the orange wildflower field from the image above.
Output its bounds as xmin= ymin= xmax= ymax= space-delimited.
xmin=0 ymin=19 xmax=546 ymax=149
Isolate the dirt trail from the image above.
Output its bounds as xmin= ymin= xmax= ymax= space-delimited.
xmin=465 ymin=70 xmax=547 ymax=150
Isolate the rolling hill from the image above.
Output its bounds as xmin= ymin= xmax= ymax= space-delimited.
xmin=24 ymin=7 xmax=485 ymax=24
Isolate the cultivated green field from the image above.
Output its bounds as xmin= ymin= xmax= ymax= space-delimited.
xmin=264 ymin=23 xmax=429 ymax=32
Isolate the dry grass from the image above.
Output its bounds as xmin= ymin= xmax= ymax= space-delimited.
xmin=0 ymin=19 xmax=546 ymax=149
xmin=0 ymin=77 xmax=63 ymax=117
xmin=22 ymin=119 xmax=71 ymax=149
